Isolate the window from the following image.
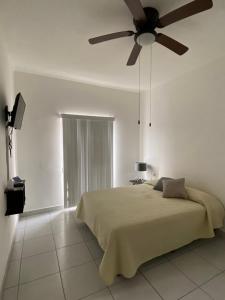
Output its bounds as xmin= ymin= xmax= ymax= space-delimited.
xmin=62 ymin=114 xmax=114 ymax=207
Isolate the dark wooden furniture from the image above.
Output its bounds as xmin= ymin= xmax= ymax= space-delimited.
xmin=5 ymin=179 xmax=25 ymax=216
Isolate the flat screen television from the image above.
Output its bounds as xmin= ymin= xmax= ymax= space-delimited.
xmin=9 ymin=93 xmax=26 ymax=129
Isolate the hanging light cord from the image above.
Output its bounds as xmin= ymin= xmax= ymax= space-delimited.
xmin=149 ymin=45 xmax=153 ymax=127
xmin=138 ymin=43 xmax=153 ymax=127
xmin=138 ymin=45 xmax=141 ymax=125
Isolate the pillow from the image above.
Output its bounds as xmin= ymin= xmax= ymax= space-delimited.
xmin=163 ymin=178 xmax=188 ymax=199
xmin=153 ymin=177 xmax=173 ymax=191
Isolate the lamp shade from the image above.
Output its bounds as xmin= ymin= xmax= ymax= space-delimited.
xmin=135 ymin=162 xmax=147 ymax=172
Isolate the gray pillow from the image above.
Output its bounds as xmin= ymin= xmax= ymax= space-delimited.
xmin=163 ymin=178 xmax=188 ymax=199
xmin=153 ymin=177 xmax=173 ymax=191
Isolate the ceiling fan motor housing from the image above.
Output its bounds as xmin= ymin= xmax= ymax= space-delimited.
xmin=133 ymin=7 xmax=159 ymax=34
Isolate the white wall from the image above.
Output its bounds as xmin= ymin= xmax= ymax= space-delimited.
xmin=142 ymin=55 xmax=225 ymax=206
xmin=15 ymin=72 xmax=139 ymax=211
xmin=0 ymin=40 xmax=17 ymax=292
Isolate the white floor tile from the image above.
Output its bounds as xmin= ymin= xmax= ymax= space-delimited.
xmin=112 ymin=275 xmax=128 ymax=286
xmin=18 ymin=218 xmax=26 ymax=229
xmin=94 ymin=257 xmax=129 ymax=286
xmin=180 ymin=289 xmax=212 ymax=300
xmin=202 ymin=273 xmax=225 ymax=300
xmin=10 ymin=241 xmax=23 ymax=261
xmin=139 ymin=255 xmax=169 ymax=273
xmin=24 ymin=223 xmax=52 ymax=240
xmin=172 ymin=251 xmax=220 ymax=285
xmin=57 ymin=242 xmax=92 ymax=271
xmin=51 ymin=210 xmax=75 ymax=219
xmin=77 ymin=223 xmax=96 ymax=241
xmin=20 ymin=251 xmax=59 ymax=283
xmin=165 ymin=244 xmax=196 ymax=260
xmin=18 ymin=273 xmax=64 ymax=300
xmin=4 ymin=260 xmax=20 ymax=288
xmin=83 ymin=289 xmax=113 ymax=300
xmin=194 ymin=239 xmax=225 ymax=270
xmin=94 ymin=257 xmax=102 ymax=267
xmin=191 ymin=237 xmax=218 ymax=248
xmin=143 ymin=262 xmax=196 ymax=300
xmin=49 ymin=210 xmax=64 ymax=219
xmin=2 ymin=286 xmax=18 ymax=300
xmin=86 ymin=238 xmax=104 ymax=259
xmin=25 ymin=214 xmax=50 ymax=227
xmin=51 ymin=218 xmax=78 ymax=235
xmin=22 ymin=235 xmax=55 ymax=257
xmin=188 ymin=239 xmax=206 ymax=248
xmin=15 ymin=228 xmax=24 ymax=242
xmin=54 ymin=228 xmax=83 ymax=248
xmin=110 ymin=274 xmax=161 ymax=300
xmin=50 ymin=211 xmax=75 ymax=224
xmin=51 ymin=212 xmax=75 ymax=223
xmin=74 ymin=217 xmax=86 ymax=228
xmin=62 ymin=261 xmax=105 ymax=300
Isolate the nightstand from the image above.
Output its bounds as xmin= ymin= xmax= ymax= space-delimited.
xmin=129 ymin=179 xmax=146 ymax=185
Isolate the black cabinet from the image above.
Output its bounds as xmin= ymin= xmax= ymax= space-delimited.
xmin=5 ymin=179 xmax=25 ymax=216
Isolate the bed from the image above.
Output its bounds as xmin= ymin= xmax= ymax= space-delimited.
xmin=76 ymin=182 xmax=225 ymax=285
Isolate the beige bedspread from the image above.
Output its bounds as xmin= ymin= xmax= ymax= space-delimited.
xmin=76 ymin=184 xmax=225 ymax=285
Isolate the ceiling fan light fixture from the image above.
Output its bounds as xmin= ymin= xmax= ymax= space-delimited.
xmin=138 ymin=32 xmax=155 ymax=46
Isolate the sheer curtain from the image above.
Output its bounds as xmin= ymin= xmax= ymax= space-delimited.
xmin=62 ymin=114 xmax=114 ymax=208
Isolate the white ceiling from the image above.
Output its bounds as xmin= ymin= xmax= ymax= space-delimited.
xmin=0 ymin=0 xmax=225 ymax=90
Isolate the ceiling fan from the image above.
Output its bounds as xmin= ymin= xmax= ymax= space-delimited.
xmin=88 ymin=0 xmax=213 ymax=66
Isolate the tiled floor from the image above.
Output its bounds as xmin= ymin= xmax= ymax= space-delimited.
xmin=2 ymin=209 xmax=225 ymax=300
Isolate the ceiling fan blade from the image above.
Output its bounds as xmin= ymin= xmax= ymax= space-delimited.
xmin=123 ymin=0 xmax=147 ymax=23
xmin=157 ymin=0 xmax=213 ymax=28
xmin=89 ymin=31 xmax=134 ymax=44
xmin=127 ymin=43 xmax=142 ymax=66
xmin=155 ymin=34 xmax=189 ymax=55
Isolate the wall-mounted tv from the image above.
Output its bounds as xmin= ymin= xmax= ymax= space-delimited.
xmin=8 ymin=93 xmax=26 ymax=129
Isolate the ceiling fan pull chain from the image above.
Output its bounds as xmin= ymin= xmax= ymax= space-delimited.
xmin=138 ymin=37 xmax=141 ymax=125
xmin=149 ymin=45 xmax=152 ymax=127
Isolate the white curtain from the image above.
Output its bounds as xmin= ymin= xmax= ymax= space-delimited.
xmin=62 ymin=115 xmax=114 ymax=208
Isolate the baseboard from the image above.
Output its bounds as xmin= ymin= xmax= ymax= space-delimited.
xmin=20 ymin=205 xmax=64 ymax=217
